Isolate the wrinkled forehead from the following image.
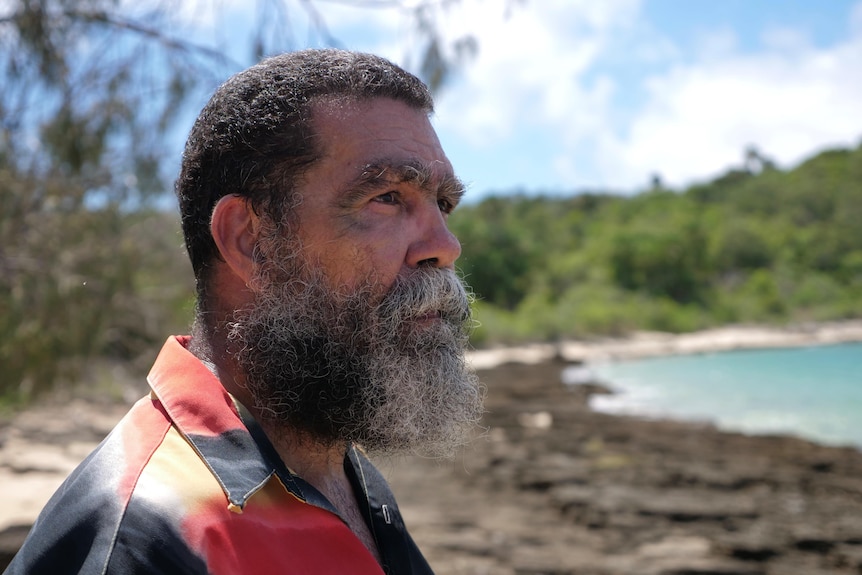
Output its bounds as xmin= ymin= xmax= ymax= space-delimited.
xmin=311 ymin=97 xmax=455 ymax=179
xmin=309 ymin=95 xmax=439 ymax=149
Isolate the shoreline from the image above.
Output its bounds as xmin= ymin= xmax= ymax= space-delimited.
xmin=387 ymin=354 xmax=862 ymax=574
xmin=467 ymin=318 xmax=862 ymax=452
xmin=466 ymin=318 xmax=862 ymax=370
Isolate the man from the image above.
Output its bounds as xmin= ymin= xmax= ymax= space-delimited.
xmin=7 ymin=49 xmax=484 ymax=574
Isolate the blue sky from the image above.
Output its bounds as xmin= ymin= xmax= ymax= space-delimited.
xmin=174 ymin=0 xmax=862 ymax=200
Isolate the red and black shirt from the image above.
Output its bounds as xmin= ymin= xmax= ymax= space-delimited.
xmin=7 ymin=336 xmax=434 ymax=574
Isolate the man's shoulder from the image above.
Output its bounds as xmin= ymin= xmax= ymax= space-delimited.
xmin=5 ymin=396 xmax=206 ymax=574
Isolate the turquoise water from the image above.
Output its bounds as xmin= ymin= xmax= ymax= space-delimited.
xmin=586 ymin=342 xmax=862 ymax=448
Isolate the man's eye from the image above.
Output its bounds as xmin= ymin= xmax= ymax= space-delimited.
xmin=438 ymin=198 xmax=454 ymax=214
xmin=374 ymin=191 xmax=399 ymax=204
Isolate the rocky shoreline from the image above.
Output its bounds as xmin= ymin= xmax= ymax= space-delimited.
xmin=2 ymin=326 xmax=862 ymax=573
xmin=384 ymin=358 xmax=862 ymax=575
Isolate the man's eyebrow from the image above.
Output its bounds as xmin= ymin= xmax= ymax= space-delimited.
xmin=338 ymin=159 xmax=466 ymax=207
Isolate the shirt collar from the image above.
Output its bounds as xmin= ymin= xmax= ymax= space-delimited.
xmin=146 ymin=335 xmax=289 ymax=511
xmin=145 ymin=336 xmax=402 ymax=524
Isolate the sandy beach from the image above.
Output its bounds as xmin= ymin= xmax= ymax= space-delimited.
xmin=467 ymin=319 xmax=862 ymax=369
xmin=2 ymin=321 xmax=862 ymax=573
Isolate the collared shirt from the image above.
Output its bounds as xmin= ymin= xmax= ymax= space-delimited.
xmin=6 ymin=336 xmax=434 ymax=575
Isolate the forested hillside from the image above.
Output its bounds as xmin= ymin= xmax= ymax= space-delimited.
xmin=2 ymin=144 xmax=861 ymax=399
xmin=450 ymin=145 xmax=862 ymax=345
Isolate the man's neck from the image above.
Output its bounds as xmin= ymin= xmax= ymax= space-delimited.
xmin=257 ymin=421 xmax=349 ymax=485
xmin=257 ymin=414 xmax=382 ymax=564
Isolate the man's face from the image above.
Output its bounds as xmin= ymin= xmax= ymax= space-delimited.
xmin=227 ymin=98 xmax=483 ymax=456
xmin=289 ymin=97 xmax=464 ymax=295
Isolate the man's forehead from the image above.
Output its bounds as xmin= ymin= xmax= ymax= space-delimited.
xmin=306 ymin=97 xmax=462 ymax=197
xmin=311 ymin=97 xmax=436 ymax=144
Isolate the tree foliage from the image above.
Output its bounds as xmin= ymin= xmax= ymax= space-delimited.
xmin=449 ymin=145 xmax=862 ymax=345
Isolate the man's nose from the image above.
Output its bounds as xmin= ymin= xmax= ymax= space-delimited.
xmin=406 ymin=202 xmax=462 ymax=269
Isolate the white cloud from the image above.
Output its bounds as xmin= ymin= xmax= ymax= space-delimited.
xmin=601 ymin=23 xmax=862 ymax=190
xmin=432 ymin=0 xmax=641 ymax=144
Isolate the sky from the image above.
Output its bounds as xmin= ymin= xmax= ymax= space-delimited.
xmin=175 ymin=0 xmax=862 ymax=200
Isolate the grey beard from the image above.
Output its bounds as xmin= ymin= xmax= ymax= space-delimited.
xmin=227 ymin=261 xmax=484 ymax=457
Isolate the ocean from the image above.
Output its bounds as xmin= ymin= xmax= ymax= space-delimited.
xmin=576 ymin=341 xmax=862 ymax=449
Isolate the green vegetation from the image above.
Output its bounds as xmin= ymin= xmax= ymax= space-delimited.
xmin=450 ymin=146 xmax=862 ymax=346
xmin=0 ymin=190 xmax=194 ymax=403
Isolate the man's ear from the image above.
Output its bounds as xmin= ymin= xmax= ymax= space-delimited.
xmin=210 ymin=194 xmax=260 ymax=285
